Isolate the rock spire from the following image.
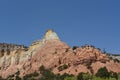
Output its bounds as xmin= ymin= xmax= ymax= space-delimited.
xmin=44 ymin=29 xmax=59 ymax=40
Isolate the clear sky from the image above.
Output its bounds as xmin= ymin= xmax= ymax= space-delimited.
xmin=0 ymin=0 xmax=120 ymax=54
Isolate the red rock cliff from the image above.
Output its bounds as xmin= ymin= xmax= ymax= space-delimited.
xmin=0 ymin=29 xmax=120 ymax=78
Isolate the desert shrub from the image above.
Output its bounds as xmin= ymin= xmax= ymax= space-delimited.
xmin=23 ymin=74 xmax=32 ymax=80
xmin=7 ymin=74 xmax=14 ymax=80
xmin=65 ymin=48 xmax=69 ymax=52
xmin=118 ymin=73 xmax=120 ymax=80
xmin=39 ymin=65 xmax=45 ymax=72
xmin=77 ymin=73 xmax=83 ymax=80
xmin=39 ymin=71 xmax=60 ymax=80
xmin=64 ymin=76 xmax=77 ymax=80
xmin=0 ymin=76 xmax=5 ymax=80
xmin=97 ymin=48 xmax=101 ymax=51
xmin=109 ymin=71 xmax=118 ymax=80
xmin=72 ymin=46 xmax=79 ymax=50
xmin=32 ymin=71 xmax=39 ymax=77
xmin=60 ymin=73 xmax=74 ymax=80
xmin=109 ymin=57 xmax=113 ymax=60
xmin=15 ymin=75 xmax=21 ymax=80
xmin=93 ymin=76 xmax=116 ymax=80
xmin=113 ymin=58 xmax=120 ymax=63
xmin=23 ymin=72 xmax=39 ymax=80
xmin=77 ymin=73 xmax=92 ymax=80
xmin=96 ymin=67 xmax=109 ymax=78
xmin=58 ymin=64 xmax=69 ymax=71
xmin=39 ymin=65 xmax=60 ymax=80
xmin=82 ymin=73 xmax=92 ymax=80
xmin=15 ymin=70 xmax=20 ymax=76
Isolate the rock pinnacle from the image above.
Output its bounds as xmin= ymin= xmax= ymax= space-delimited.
xmin=44 ymin=29 xmax=60 ymax=40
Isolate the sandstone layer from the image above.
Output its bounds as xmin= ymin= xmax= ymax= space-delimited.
xmin=0 ymin=29 xmax=120 ymax=78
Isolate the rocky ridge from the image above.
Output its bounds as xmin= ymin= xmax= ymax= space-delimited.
xmin=108 ymin=54 xmax=120 ymax=61
xmin=0 ymin=29 xmax=120 ymax=79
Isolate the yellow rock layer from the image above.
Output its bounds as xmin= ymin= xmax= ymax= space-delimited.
xmin=45 ymin=29 xmax=53 ymax=38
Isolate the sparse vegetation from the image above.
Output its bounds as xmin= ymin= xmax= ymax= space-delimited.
xmin=23 ymin=71 xmax=39 ymax=80
xmin=77 ymin=73 xmax=92 ymax=80
xmin=0 ymin=76 xmax=5 ymax=80
xmin=113 ymin=58 xmax=120 ymax=63
xmin=109 ymin=56 xmax=120 ymax=63
xmin=58 ymin=64 xmax=70 ymax=71
xmin=0 ymin=65 xmax=119 ymax=80
xmin=96 ymin=67 xmax=109 ymax=78
xmin=72 ymin=46 xmax=79 ymax=50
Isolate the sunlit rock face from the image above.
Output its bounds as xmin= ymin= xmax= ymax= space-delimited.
xmin=28 ymin=29 xmax=60 ymax=53
xmin=0 ymin=29 xmax=61 ymax=78
xmin=44 ymin=29 xmax=59 ymax=40
xmin=0 ymin=29 xmax=120 ymax=79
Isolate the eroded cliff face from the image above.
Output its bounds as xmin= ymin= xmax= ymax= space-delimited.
xmin=0 ymin=43 xmax=28 ymax=68
xmin=0 ymin=29 xmax=120 ymax=78
xmin=0 ymin=29 xmax=60 ymax=78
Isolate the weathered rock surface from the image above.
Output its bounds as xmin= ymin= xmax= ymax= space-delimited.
xmin=0 ymin=29 xmax=120 ymax=78
xmin=109 ymin=54 xmax=120 ymax=61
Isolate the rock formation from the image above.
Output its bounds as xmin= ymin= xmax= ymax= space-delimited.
xmin=44 ymin=29 xmax=59 ymax=40
xmin=0 ymin=29 xmax=120 ymax=79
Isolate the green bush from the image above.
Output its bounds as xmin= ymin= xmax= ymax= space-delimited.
xmin=95 ymin=67 xmax=109 ymax=78
xmin=15 ymin=70 xmax=20 ymax=76
xmin=39 ymin=65 xmax=45 ymax=73
xmin=77 ymin=73 xmax=83 ymax=80
xmin=39 ymin=66 xmax=59 ymax=80
xmin=61 ymin=73 xmax=74 ymax=80
xmin=109 ymin=71 xmax=118 ymax=80
xmin=77 ymin=73 xmax=92 ymax=80
xmin=15 ymin=76 xmax=21 ymax=80
xmin=64 ymin=76 xmax=77 ymax=80
xmin=32 ymin=71 xmax=39 ymax=77
xmin=58 ymin=64 xmax=69 ymax=71
xmin=23 ymin=72 xmax=39 ymax=80
xmin=72 ymin=46 xmax=79 ymax=50
xmin=118 ymin=73 xmax=120 ymax=80
xmin=93 ymin=76 xmax=116 ymax=80
xmin=82 ymin=73 xmax=92 ymax=80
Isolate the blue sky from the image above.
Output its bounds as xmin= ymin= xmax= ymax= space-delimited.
xmin=0 ymin=0 xmax=120 ymax=53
